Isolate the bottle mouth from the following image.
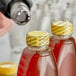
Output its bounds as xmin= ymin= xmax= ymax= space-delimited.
xmin=14 ymin=9 xmax=31 ymax=25
xmin=10 ymin=2 xmax=31 ymax=25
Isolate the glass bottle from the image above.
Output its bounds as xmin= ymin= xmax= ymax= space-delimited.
xmin=49 ymin=20 xmax=76 ymax=62
xmin=63 ymin=2 xmax=73 ymax=21
xmin=49 ymin=20 xmax=76 ymax=76
xmin=27 ymin=0 xmax=59 ymax=32
xmin=9 ymin=23 xmax=26 ymax=65
xmin=37 ymin=1 xmax=51 ymax=33
xmin=0 ymin=0 xmax=32 ymax=25
xmin=17 ymin=31 xmax=58 ymax=76
xmin=71 ymin=1 xmax=76 ymax=42
xmin=66 ymin=0 xmax=76 ymax=51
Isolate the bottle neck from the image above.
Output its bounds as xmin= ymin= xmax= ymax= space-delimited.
xmin=53 ymin=34 xmax=71 ymax=39
xmin=28 ymin=45 xmax=49 ymax=52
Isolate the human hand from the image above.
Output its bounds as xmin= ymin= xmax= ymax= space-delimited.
xmin=0 ymin=12 xmax=13 ymax=36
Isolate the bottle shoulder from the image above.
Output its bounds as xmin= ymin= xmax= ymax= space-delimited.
xmin=19 ymin=47 xmax=57 ymax=72
xmin=58 ymin=37 xmax=76 ymax=66
xmin=22 ymin=47 xmax=55 ymax=58
xmin=50 ymin=35 xmax=75 ymax=41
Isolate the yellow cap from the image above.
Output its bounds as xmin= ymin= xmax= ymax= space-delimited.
xmin=0 ymin=62 xmax=17 ymax=75
xmin=51 ymin=20 xmax=73 ymax=35
xmin=26 ymin=31 xmax=50 ymax=47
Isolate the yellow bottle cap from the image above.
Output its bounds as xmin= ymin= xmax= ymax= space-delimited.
xmin=51 ymin=20 xmax=73 ymax=35
xmin=26 ymin=31 xmax=50 ymax=47
xmin=0 ymin=62 xmax=17 ymax=75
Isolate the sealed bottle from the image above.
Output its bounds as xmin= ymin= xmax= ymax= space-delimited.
xmin=49 ymin=20 xmax=76 ymax=76
xmin=49 ymin=20 xmax=76 ymax=62
xmin=17 ymin=31 xmax=58 ymax=76
xmin=63 ymin=2 xmax=73 ymax=21
xmin=0 ymin=0 xmax=32 ymax=25
xmin=71 ymin=1 xmax=76 ymax=46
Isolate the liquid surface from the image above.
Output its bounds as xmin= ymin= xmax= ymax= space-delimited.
xmin=49 ymin=36 xmax=76 ymax=62
xmin=17 ymin=47 xmax=58 ymax=76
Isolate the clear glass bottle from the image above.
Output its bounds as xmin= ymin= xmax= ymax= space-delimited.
xmin=38 ymin=1 xmax=51 ymax=33
xmin=63 ymin=2 xmax=73 ymax=21
xmin=50 ymin=4 xmax=62 ymax=21
xmin=17 ymin=31 xmax=58 ymax=76
xmin=9 ymin=23 xmax=26 ymax=65
xmin=71 ymin=1 xmax=76 ymax=39
xmin=49 ymin=20 xmax=76 ymax=75
xmin=66 ymin=0 xmax=76 ymax=49
xmin=28 ymin=0 xmax=59 ymax=32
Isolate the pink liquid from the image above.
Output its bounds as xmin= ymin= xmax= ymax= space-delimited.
xmin=49 ymin=36 xmax=76 ymax=62
xmin=17 ymin=47 xmax=58 ymax=76
xmin=58 ymin=41 xmax=76 ymax=76
xmin=58 ymin=53 xmax=76 ymax=76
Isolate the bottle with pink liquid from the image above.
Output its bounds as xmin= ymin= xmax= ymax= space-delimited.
xmin=49 ymin=20 xmax=76 ymax=62
xmin=17 ymin=31 xmax=58 ymax=76
xmin=57 ymin=21 xmax=76 ymax=76
xmin=58 ymin=40 xmax=76 ymax=76
xmin=50 ymin=20 xmax=76 ymax=76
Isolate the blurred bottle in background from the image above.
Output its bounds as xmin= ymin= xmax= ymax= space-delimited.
xmin=39 ymin=0 xmax=51 ymax=33
xmin=39 ymin=0 xmax=59 ymax=33
xmin=51 ymin=4 xmax=62 ymax=21
xmin=71 ymin=1 xmax=76 ymax=39
xmin=28 ymin=0 xmax=59 ymax=33
xmin=9 ymin=23 xmax=27 ymax=65
xmin=24 ymin=3 xmax=42 ymax=32
xmin=62 ymin=2 xmax=73 ymax=21
xmin=0 ymin=33 xmax=11 ymax=62
xmin=50 ymin=2 xmax=64 ymax=36
xmin=66 ymin=0 xmax=76 ymax=45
